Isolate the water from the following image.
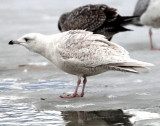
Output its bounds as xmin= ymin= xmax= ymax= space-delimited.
xmin=1 ymin=0 xmax=160 ymax=125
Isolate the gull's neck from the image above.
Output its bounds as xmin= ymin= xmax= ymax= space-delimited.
xmin=35 ymin=34 xmax=60 ymax=63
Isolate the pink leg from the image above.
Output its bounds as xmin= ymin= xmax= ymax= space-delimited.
xmin=60 ymin=76 xmax=83 ymax=98
xmin=149 ymin=28 xmax=160 ymax=50
xmin=80 ymin=76 xmax=87 ymax=97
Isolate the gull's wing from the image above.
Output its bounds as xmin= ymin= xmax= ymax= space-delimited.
xmin=56 ymin=30 xmax=130 ymax=68
xmin=133 ymin=0 xmax=150 ymax=17
xmin=132 ymin=0 xmax=150 ymax=26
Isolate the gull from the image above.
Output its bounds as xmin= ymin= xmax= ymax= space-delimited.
xmin=58 ymin=4 xmax=137 ymax=41
xmin=133 ymin=0 xmax=160 ymax=50
xmin=9 ymin=30 xmax=153 ymax=98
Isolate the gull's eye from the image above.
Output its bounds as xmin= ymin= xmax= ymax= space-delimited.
xmin=24 ymin=38 xmax=29 ymax=42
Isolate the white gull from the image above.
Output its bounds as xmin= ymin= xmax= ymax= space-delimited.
xmin=133 ymin=0 xmax=160 ymax=50
xmin=9 ymin=30 xmax=154 ymax=98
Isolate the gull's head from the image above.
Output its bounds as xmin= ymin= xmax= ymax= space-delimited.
xmin=9 ymin=33 xmax=46 ymax=53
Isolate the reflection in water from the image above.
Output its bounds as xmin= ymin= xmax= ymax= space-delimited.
xmin=62 ymin=109 xmax=132 ymax=126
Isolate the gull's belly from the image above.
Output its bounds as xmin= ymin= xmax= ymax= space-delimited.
xmin=56 ymin=62 xmax=108 ymax=76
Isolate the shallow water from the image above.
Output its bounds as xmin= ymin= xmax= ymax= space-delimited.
xmin=1 ymin=0 xmax=160 ymax=126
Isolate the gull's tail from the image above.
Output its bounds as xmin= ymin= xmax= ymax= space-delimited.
xmin=108 ymin=59 xmax=154 ymax=73
xmin=118 ymin=16 xmax=139 ymax=26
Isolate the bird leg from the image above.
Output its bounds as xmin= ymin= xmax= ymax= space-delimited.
xmin=149 ymin=28 xmax=160 ymax=50
xmin=60 ymin=76 xmax=83 ymax=98
xmin=80 ymin=76 xmax=87 ymax=97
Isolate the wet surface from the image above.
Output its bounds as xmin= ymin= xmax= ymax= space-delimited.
xmin=1 ymin=0 xmax=160 ymax=126
xmin=62 ymin=110 xmax=132 ymax=126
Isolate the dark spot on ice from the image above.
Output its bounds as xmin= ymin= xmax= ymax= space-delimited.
xmin=41 ymin=98 xmax=46 ymax=100
xmin=19 ymin=65 xmax=27 ymax=67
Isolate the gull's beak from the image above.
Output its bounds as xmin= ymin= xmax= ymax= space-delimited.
xmin=8 ymin=40 xmax=21 ymax=45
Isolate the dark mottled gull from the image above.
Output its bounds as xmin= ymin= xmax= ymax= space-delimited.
xmin=9 ymin=30 xmax=153 ymax=98
xmin=58 ymin=4 xmax=137 ymax=41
